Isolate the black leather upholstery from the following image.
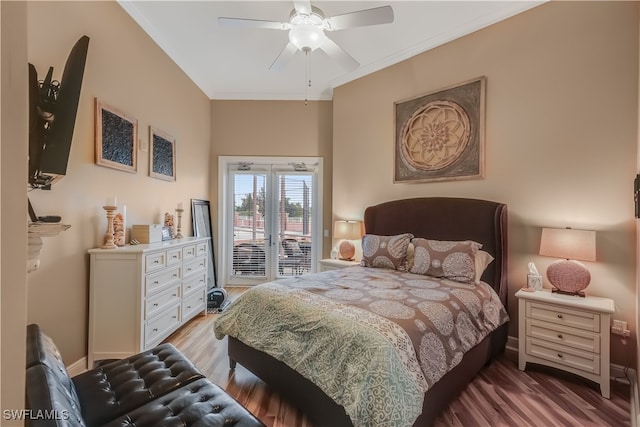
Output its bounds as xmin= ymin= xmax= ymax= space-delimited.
xmin=26 ymin=364 xmax=87 ymax=427
xmin=101 ymin=379 xmax=264 ymax=427
xmin=72 ymin=344 xmax=205 ymax=426
xmin=25 ymin=324 xmax=265 ymax=427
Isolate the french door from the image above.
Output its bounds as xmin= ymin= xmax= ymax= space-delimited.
xmin=219 ymin=157 xmax=323 ymax=286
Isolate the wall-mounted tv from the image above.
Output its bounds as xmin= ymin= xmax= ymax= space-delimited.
xmin=29 ymin=35 xmax=89 ymax=190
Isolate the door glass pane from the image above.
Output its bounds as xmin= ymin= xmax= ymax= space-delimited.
xmin=231 ymin=173 xmax=267 ymax=277
xmin=277 ymin=174 xmax=313 ymax=277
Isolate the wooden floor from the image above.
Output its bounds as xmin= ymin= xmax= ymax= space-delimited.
xmin=166 ymin=288 xmax=631 ymax=427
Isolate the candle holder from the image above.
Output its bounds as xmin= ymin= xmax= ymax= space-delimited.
xmin=102 ymin=205 xmax=118 ymax=249
xmin=175 ymin=208 xmax=184 ymax=239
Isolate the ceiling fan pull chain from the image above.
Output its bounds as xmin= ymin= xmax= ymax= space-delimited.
xmin=304 ymin=49 xmax=310 ymax=105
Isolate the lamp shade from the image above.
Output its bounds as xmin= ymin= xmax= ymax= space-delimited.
xmin=334 ymin=220 xmax=362 ymax=261
xmin=539 ymin=227 xmax=596 ymax=297
xmin=539 ymin=228 xmax=596 ymax=261
xmin=333 ymin=220 xmax=362 ymax=240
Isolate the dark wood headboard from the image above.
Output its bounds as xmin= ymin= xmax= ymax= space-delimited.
xmin=363 ymin=197 xmax=508 ymax=308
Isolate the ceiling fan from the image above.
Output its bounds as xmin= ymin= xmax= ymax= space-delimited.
xmin=218 ymin=1 xmax=394 ymax=71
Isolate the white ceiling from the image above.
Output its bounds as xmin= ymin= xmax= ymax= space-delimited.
xmin=118 ymin=1 xmax=544 ymax=101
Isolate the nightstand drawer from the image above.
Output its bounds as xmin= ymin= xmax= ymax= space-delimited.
xmin=526 ymin=318 xmax=600 ymax=353
xmin=526 ymin=301 xmax=600 ymax=332
xmin=526 ymin=336 xmax=600 ymax=374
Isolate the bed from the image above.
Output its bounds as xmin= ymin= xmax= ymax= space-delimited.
xmin=214 ymin=197 xmax=509 ymax=426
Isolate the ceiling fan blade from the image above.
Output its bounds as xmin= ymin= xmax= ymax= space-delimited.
xmin=293 ymin=0 xmax=312 ymax=15
xmin=218 ymin=17 xmax=289 ymax=30
xmin=269 ymin=42 xmax=299 ymax=71
xmin=319 ymin=36 xmax=359 ymax=70
xmin=324 ymin=6 xmax=394 ymax=31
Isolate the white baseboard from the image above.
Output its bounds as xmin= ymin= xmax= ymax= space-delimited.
xmin=66 ymin=357 xmax=88 ymax=377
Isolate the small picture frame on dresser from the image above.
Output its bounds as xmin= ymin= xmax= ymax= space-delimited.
xmin=161 ymin=226 xmax=172 ymax=241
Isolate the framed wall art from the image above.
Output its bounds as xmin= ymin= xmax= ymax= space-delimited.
xmin=95 ymin=100 xmax=138 ymax=173
xmin=149 ymin=127 xmax=176 ymax=181
xmin=394 ymin=76 xmax=486 ymax=183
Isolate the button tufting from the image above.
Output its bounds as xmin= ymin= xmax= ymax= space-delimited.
xmin=212 ymin=405 xmax=222 ymax=413
xmin=224 ymin=418 xmax=236 ymax=426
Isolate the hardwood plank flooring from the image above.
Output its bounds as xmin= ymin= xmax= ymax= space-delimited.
xmin=165 ymin=288 xmax=631 ymax=427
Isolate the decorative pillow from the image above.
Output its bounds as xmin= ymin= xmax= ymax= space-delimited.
xmin=410 ymin=238 xmax=483 ymax=283
xmin=474 ymin=250 xmax=494 ymax=284
xmin=360 ymin=233 xmax=414 ymax=271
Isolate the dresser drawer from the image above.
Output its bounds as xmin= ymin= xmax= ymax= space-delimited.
xmin=196 ymin=242 xmax=208 ymax=257
xmin=184 ymin=256 xmax=207 ymax=277
xmin=145 ymin=284 xmax=181 ymax=319
xmin=145 ymin=304 xmax=181 ymax=348
xmin=182 ymin=290 xmax=205 ymax=320
xmin=145 ymin=266 xmax=181 ymax=294
xmin=166 ymin=248 xmax=182 ymax=265
xmin=182 ymin=245 xmax=197 ymax=260
xmin=183 ymin=273 xmax=206 ymax=297
xmin=526 ymin=301 xmax=600 ymax=332
xmin=526 ymin=336 xmax=600 ymax=375
xmin=145 ymin=251 xmax=166 ymax=272
xmin=526 ymin=318 xmax=600 ymax=353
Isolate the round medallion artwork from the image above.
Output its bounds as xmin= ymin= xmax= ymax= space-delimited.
xmin=400 ymin=100 xmax=471 ymax=172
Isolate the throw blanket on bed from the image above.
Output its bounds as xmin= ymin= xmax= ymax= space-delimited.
xmin=214 ymin=266 xmax=508 ymax=427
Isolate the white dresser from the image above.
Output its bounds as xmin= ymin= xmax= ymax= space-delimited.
xmin=516 ymin=288 xmax=614 ymax=398
xmin=88 ymin=237 xmax=209 ymax=367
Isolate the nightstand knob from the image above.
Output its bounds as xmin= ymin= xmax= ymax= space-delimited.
xmin=557 ymin=353 xmax=563 ymax=358
xmin=557 ymin=333 xmax=563 ymax=339
xmin=557 ymin=314 xmax=563 ymax=319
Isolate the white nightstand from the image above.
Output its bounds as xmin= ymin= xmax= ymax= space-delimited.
xmin=516 ymin=288 xmax=614 ymax=398
xmin=318 ymin=258 xmax=359 ymax=271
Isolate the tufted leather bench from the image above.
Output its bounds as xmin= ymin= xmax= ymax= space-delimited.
xmin=25 ymin=324 xmax=264 ymax=427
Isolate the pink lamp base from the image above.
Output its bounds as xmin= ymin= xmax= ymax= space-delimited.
xmin=546 ymin=259 xmax=591 ymax=297
xmin=338 ymin=240 xmax=355 ymax=261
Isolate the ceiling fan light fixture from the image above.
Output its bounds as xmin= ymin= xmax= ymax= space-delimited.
xmin=289 ymin=22 xmax=324 ymax=51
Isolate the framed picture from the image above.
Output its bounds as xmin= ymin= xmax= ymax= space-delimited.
xmin=149 ymin=127 xmax=176 ymax=181
xmin=161 ymin=226 xmax=172 ymax=241
xmin=394 ymin=77 xmax=486 ymax=183
xmin=191 ymin=199 xmax=217 ymax=290
xmin=95 ymin=99 xmax=138 ymax=173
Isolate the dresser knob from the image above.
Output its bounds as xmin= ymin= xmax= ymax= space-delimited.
xmin=153 ymin=303 xmax=158 ymax=307
xmin=557 ymin=334 xmax=563 ymax=339
xmin=557 ymin=314 xmax=563 ymax=319
xmin=154 ymin=260 xmax=159 ymax=264
xmin=153 ymin=328 xmax=158 ymax=332
xmin=153 ymin=281 xmax=159 ymax=285
xmin=557 ymin=353 xmax=563 ymax=358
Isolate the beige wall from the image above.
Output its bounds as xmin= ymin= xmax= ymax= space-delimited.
xmin=2 ymin=1 xmax=29 ymax=421
xmin=333 ymin=1 xmax=638 ymax=366
xmin=26 ymin=2 xmax=211 ymax=364
xmin=210 ymin=100 xmax=333 ymax=268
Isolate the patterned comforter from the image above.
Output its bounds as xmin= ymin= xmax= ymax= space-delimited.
xmin=214 ymin=266 xmax=509 ymax=427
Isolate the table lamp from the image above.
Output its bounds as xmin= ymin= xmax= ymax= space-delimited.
xmin=539 ymin=227 xmax=596 ymax=297
xmin=333 ymin=220 xmax=362 ymax=261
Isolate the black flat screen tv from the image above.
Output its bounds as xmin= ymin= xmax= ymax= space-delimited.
xmin=29 ymin=35 xmax=89 ymax=189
